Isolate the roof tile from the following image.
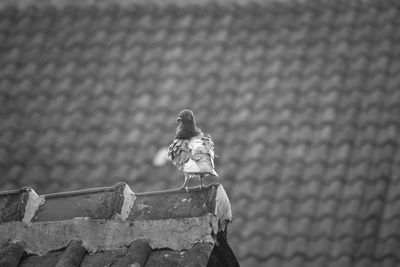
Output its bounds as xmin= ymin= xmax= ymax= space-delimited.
xmin=80 ymin=249 xmax=125 ymax=266
xmin=0 ymin=241 xmax=25 ymax=267
xmin=1 ymin=1 xmax=400 ymax=266
xmin=0 ymin=183 xmax=237 ymax=266
xmin=20 ymin=251 xmax=63 ymax=267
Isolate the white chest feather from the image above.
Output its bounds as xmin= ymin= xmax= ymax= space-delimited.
xmin=188 ymin=138 xmax=203 ymax=152
xmin=183 ymin=158 xmax=202 ymax=173
xmin=182 ymin=137 xmax=205 ymax=173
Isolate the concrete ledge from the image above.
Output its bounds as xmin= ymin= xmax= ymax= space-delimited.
xmin=129 ymin=183 xmax=230 ymax=221
xmin=0 ymin=183 xmax=231 ymax=224
xmin=0 ymin=216 xmax=216 ymax=255
xmin=34 ymin=183 xmax=128 ymax=222
xmin=0 ymin=183 xmax=232 ymax=256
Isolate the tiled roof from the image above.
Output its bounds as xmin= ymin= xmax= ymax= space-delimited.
xmin=1 ymin=0 xmax=400 ymax=266
xmin=0 ymin=183 xmax=238 ymax=266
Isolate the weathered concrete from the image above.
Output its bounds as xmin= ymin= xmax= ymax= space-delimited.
xmin=0 ymin=183 xmax=232 ymax=263
xmin=130 ymin=185 xmax=219 ymax=220
xmin=215 ymin=185 xmax=232 ymax=222
xmin=0 ymin=216 xmax=217 ymax=255
xmin=214 ymin=185 xmax=232 ymax=232
xmin=34 ymin=185 xmax=124 ymax=222
xmin=0 ymin=183 xmax=230 ymax=225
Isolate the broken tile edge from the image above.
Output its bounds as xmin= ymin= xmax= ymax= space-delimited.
xmin=22 ymin=189 xmax=45 ymax=224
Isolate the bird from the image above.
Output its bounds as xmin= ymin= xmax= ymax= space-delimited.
xmin=168 ymin=109 xmax=218 ymax=191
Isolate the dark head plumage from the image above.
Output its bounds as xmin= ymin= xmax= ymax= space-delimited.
xmin=176 ymin=109 xmax=195 ymax=125
xmin=175 ymin=109 xmax=200 ymax=139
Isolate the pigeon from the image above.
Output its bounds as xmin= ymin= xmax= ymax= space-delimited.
xmin=168 ymin=109 xmax=218 ymax=190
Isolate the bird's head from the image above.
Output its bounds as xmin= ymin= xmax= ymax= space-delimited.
xmin=176 ymin=109 xmax=195 ymax=125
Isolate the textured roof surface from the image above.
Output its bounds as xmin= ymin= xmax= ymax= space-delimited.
xmin=1 ymin=0 xmax=400 ymax=266
xmin=0 ymin=183 xmax=238 ymax=266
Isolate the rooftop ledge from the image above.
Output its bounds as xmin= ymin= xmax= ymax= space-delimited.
xmin=0 ymin=183 xmax=232 ymax=256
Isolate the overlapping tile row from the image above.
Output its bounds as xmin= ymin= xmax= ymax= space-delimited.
xmin=1 ymin=1 xmax=400 ymax=266
xmin=0 ymin=183 xmax=235 ymax=266
xmin=5 ymin=238 xmax=194 ymax=267
xmin=0 ymin=182 xmax=224 ymax=223
xmin=0 ymin=183 xmax=127 ymax=224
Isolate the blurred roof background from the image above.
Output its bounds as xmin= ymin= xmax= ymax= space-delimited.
xmin=1 ymin=0 xmax=400 ymax=266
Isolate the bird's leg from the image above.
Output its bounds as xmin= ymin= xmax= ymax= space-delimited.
xmin=199 ymin=174 xmax=205 ymax=189
xmin=194 ymin=174 xmax=201 ymax=189
xmin=180 ymin=173 xmax=190 ymax=192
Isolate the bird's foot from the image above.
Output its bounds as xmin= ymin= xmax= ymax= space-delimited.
xmin=179 ymin=185 xmax=189 ymax=192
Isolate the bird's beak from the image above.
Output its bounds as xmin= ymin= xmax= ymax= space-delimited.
xmin=176 ymin=117 xmax=182 ymax=123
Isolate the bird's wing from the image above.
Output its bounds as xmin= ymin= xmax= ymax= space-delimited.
xmin=168 ymin=138 xmax=191 ymax=171
xmin=201 ymin=132 xmax=215 ymax=158
xmin=191 ymin=132 xmax=216 ymax=169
